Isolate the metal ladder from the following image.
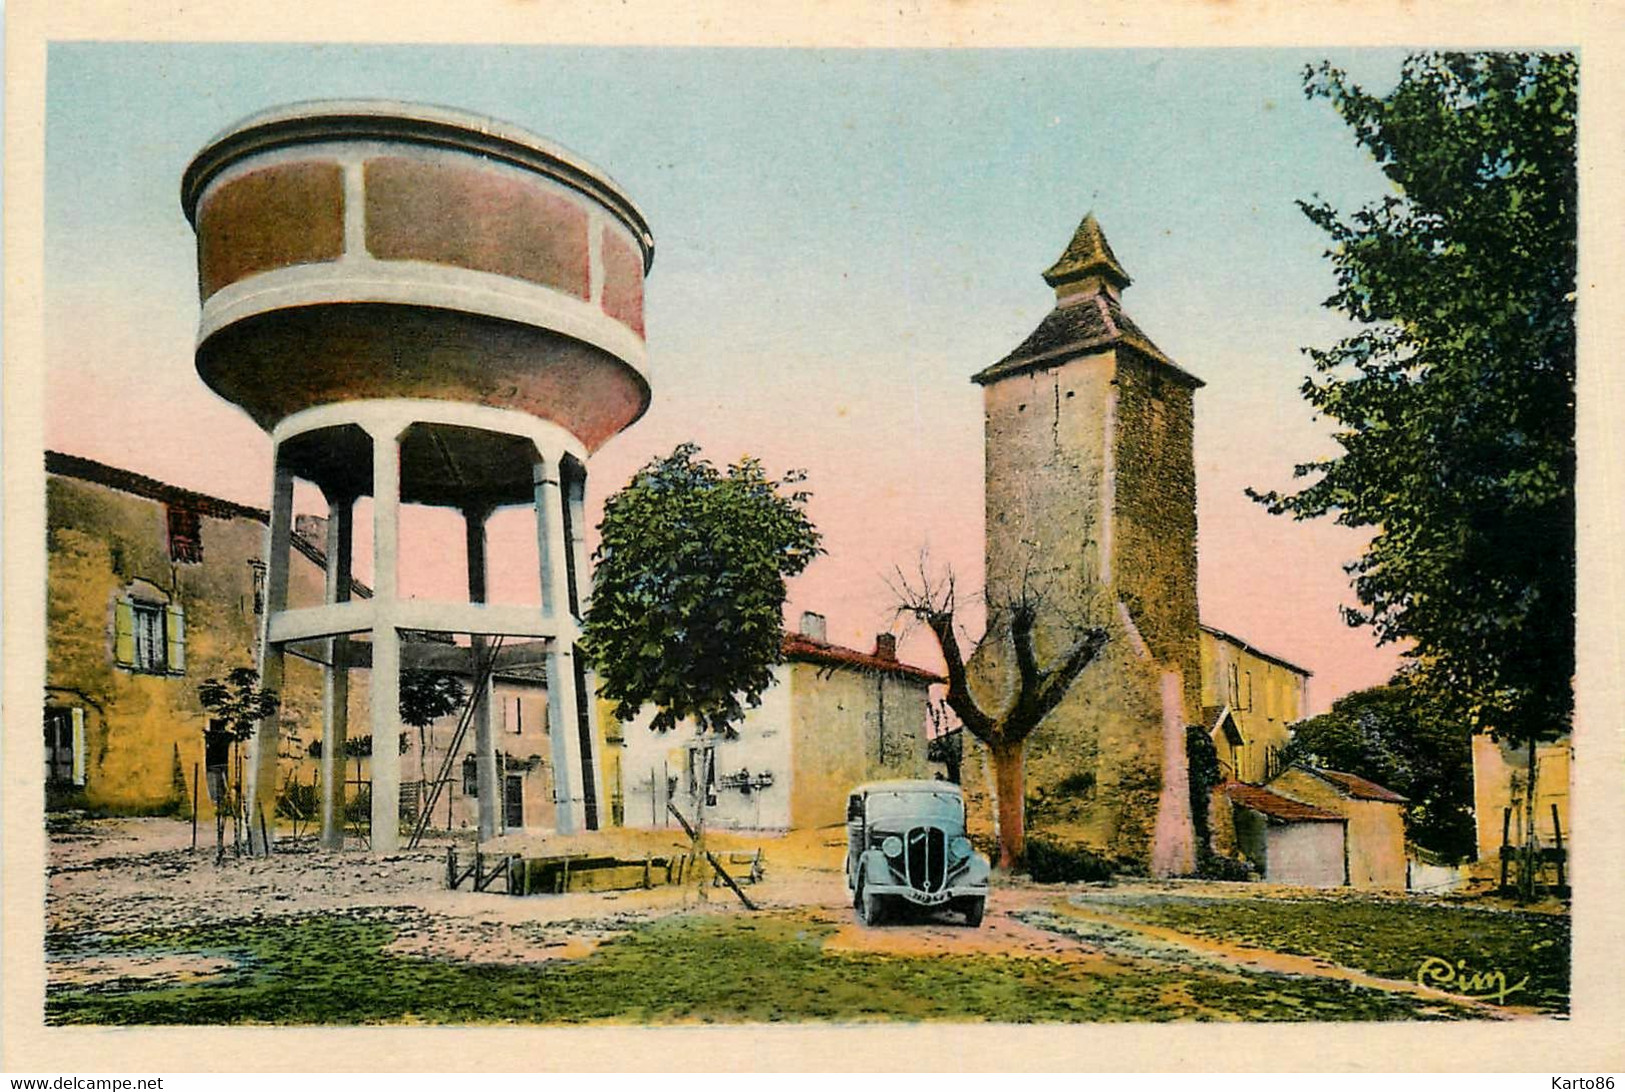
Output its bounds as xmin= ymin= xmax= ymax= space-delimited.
xmin=407 ymin=635 xmax=505 ymax=849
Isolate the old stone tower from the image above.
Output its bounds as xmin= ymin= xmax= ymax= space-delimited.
xmin=969 ymin=214 xmax=1203 ymax=875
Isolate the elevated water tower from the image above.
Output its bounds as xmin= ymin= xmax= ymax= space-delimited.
xmin=181 ymin=101 xmax=655 ymax=852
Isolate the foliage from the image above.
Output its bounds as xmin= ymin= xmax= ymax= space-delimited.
xmin=307 ymin=735 xmax=409 ymax=759
xmin=583 ymin=443 xmax=822 ymax=735
xmin=925 ymin=725 xmax=963 ymax=784
xmin=1283 ymin=680 xmax=1476 ymax=862
xmin=1024 ymin=837 xmax=1117 ymax=884
xmin=275 ymin=779 xmax=319 ymax=824
xmin=1183 ymin=725 xmax=1222 ymax=868
xmin=1251 ymin=53 xmax=1575 ymax=750
xmin=197 ymin=667 xmax=280 ymax=745
xmin=398 ymin=671 xmax=467 ymax=729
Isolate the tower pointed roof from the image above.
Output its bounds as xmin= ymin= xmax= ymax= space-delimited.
xmin=1042 ymin=212 xmax=1131 ymax=291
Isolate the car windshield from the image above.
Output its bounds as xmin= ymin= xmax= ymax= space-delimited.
xmin=865 ymin=790 xmax=964 ymax=826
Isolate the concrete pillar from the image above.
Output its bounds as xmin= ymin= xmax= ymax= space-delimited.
xmin=319 ymin=492 xmax=354 ymax=850
xmin=369 ymin=426 xmax=403 ymax=853
xmin=466 ymin=505 xmax=500 ymax=841
xmin=563 ymin=462 xmax=606 ymax=826
xmin=535 ymin=457 xmax=585 ymax=833
xmin=247 ymin=462 xmax=294 ymax=855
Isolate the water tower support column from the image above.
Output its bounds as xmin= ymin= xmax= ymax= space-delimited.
xmin=319 ymin=492 xmax=354 ymax=849
xmin=368 ymin=422 xmax=404 ymax=852
xmin=465 ymin=504 xmax=501 ymax=841
xmin=247 ymin=463 xmax=295 ymax=854
xmin=535 ymin=458 xmax=588 ymax=834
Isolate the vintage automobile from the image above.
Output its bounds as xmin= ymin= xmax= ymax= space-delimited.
xmin=845 ymin=779 xmax=991 ymax=927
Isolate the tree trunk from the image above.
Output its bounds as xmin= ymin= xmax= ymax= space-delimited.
xmin=990 ymin=739 xmax=1027 ymax=869
xmin=1519 ymin=735 xmax=1539 ymax=902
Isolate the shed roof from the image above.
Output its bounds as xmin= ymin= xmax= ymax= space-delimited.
xmin=1311 ymin=768 xmax=1409 ymax=804
xmin=1224 ymin=781 xmax=1345 ymax=823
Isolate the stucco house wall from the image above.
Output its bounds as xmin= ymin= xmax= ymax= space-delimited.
xmin=1471 ymin=733 xmax=1571 ymax=860
xmin=1198 ymin=626 xmax=1311 ymax=785
xmin=45 ymin=454 xmax=339 ymax=818
xmin=788 ymin=660 xmax=930 ymax=829
xmin=1266 ymin=821 xmax=1349 ymax=888
xmin=1269 ymin=766 xmax=1407 ymax=890
xmin=616 ymin=631 xmax=935 ymax=833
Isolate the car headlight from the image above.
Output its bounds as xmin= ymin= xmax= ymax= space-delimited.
xmin=950 ymin=836 xmax=973 ymax=859
xmin=881 ymin=835 xmax=903 ymax=858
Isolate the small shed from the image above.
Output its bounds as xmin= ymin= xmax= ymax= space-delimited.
xmin=1268 ymin=766 xmax=1408 ymax=890
xmin=1223 ymin=781 xmax=1347 ymax=887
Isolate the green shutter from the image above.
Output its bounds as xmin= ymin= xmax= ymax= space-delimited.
xmin=113 ymin=599 xmax=136 ymax=666
xmin=71 ymin=708 xmax=87 ymax=786
xmin=166 ymin=605 xmax=186 ymax=673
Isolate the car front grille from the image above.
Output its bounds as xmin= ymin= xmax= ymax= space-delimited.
xmin=904 ymin=826 xmax=947 ymax=893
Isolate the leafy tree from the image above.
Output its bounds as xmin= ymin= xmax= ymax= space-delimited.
xmin=197 ymin=667 xmax=279 ymax=862
xmin=1250 ymin=53 xmax=1575 ymax=896
xmin=893 ymin=567 xmax=1106 ymax=870
xmin=1283 ymin=680 xmax=1476 ymax=863
xmin=583 ymin=443 xmax=820 ymax=900
xmin=583 ymin=443 xmax=822 ymax=736
xmin=399 ymin=670 xmax=468 ymax=788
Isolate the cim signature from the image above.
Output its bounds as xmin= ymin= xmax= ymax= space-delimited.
xmin=1416 ymin=956 xmax=1529 ymax=1004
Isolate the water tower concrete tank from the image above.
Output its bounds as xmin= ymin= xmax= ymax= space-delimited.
xmin=182 ymin=102 xmax=655 ymax=852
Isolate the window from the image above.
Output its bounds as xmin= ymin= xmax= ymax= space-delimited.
xmin=166 ymin=505 xmax=203 ymax=564
xmin=508 ymin=696 xmax=523 ymax=735
xmin=1227 ymin=662 xmax=1239 ymax=708
xmin=113 ymin=589 xmax=185 ymax=675
xmin=1243 ymin=671 xmax=1253 ymax=712
xmin=44 ymin=707 xmax=85 ymax=786
xmin=462 ymin=753 xmax=479 ymax=795
xmin=133 ymin=603 xmax=165 ymax=671
xmin=249 ymin=560 xmax=267 ymax=615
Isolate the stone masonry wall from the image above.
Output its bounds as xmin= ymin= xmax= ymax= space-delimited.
xmin=46 ymin=473 xmax=335 ymax=816
xmin=973 ymin=345 xmax=1200 ymax=870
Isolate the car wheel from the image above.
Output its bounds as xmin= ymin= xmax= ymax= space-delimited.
xmin=858 ymin=882 xmax=886 ymax=926
xmin=961 ymin=897 xmax=985 ymax=928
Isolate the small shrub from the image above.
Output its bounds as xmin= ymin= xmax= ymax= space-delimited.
xmin=1025 ymin=837 xmax=1116 ymax=884
xmin=276 ymin=780 xmax=319 ymax=822
xmin=1053 ymin=771 xmax=1097 ymax=797
xmin=1195 ymin=854 xmax=1256 ymax=882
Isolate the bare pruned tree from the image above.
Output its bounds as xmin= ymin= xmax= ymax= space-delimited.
xmin=888 ymin=557 xmax=1107 ymax=869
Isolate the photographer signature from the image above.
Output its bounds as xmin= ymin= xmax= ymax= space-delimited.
xmin=1416 ymin=956 xmax=1528 ymax=1004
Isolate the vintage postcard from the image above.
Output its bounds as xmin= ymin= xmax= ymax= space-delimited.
xmin=4 ymin=0 xmax=1623 ymax=1074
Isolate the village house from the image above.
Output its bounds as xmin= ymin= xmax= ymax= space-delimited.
xmin=1222 ymin=780 xmax=1348 ymax=887
xmin=1267 ymin=766 xmax=1408 ymax=889
xmin=1471 ymin=733 xmax=1572 ymax=864
xmin=44 ymin=452 xmax=592 ymax=838
xmin=43 ymin=451 xmax=345 ymax=819
xmin=1198 ymin=624 xmax=1310 ymax=785
xmin=618 ymin=612 xmax=941 ymax=833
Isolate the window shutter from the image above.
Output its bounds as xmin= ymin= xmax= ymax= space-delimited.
xmin=113 ymin=599 xmax=136 ymax=666
xmin=71 ymin=708 xmax=87 ymax=786
xmin=166 ymin=605 xmax=186 ymax=673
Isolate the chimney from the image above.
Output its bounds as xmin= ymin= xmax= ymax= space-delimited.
xmin=294 ymin=513 xmax=329 ymax=545
xmin=873 ymin=633 xmax=898 ymax=662
xmin=799 ymin=611 xmax=827 ymax=642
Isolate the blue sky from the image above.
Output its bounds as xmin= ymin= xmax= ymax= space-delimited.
xmin=44 ymin=43 xmax=1424 ymax=706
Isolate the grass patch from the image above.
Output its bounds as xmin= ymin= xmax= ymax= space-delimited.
xmin=1090 ymin=894 xmax=1569 ymax=1013
xmin=47 ymin=908 xmax=1478 ymax=1026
